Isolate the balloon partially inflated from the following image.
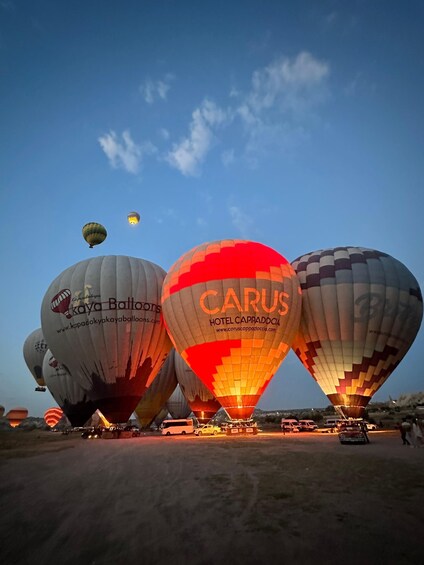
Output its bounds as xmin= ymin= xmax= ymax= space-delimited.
xmin=43 ymin=350 xmax=97 ymax=427
xmin=6 ymin=407 xmax=28 ymax=428
xmin=44 ymin=407 xmax=64 ymax=428
xmin=292 ymin=247 xmax=423 ymax=418
xmin=23 ymin=328 xmax=48 ymax=387
xmin=41 ymin=255 xmax=172 ymax=423
xmin=166 ymin=385 xmax=191 ymax=419
xmin=134 ymin=349 xmax=177 ymax=428
xmin=174 ymin=351 xmax=221 ymax=424
xmin=162 ymin=240 xmax=302 ymax=420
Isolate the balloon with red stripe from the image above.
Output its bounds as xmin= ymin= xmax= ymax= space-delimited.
xmin=161 ymin=240 xmax=302 ymax=421
xmin=44 ymin=407 xmax=64 ymax=428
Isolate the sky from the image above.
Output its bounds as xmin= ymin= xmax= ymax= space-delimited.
xmin=1 ymin=0 xmax=423 ymax=417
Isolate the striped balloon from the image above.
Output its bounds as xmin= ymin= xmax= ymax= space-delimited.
xmin=292 ymin=247 xmax=423 ymax=418
xmin=23 ymin=328 xmax=48 ymax=387
xmin=82 ymin=222 xmax=107 ymax=248
xmin=44 ymin=407 xmax=64 ymax=428
xmin=162 ymin=239 xmax=302 ymax=421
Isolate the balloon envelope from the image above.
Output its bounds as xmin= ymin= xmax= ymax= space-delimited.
xmin=292 ymin=247 xmax=423 ymax=418
xmin=174 ymin=351 xmax=221 ymax=424
xmin=6 ymin=407 xmax=28 ymax=428
xmin=23 ymin=328 xmax=48 ymax=387
xmin=43 ymin=350 xmax=97 ymax=427
xmin=41 ymin=255 xmax=172 ymax=423
xmin=44 ymin=407 xmax=64 ymax=428
xmin=82 ymin=222 xmax=107 ymax=248
xmin=134 ymin=349 xmax=177 ymax=428
xmin=127 ymin=211 xmax=140 ymax=225
xmin=166 ymin=385 xmax=191 ymax=419
xmin=161 ymin=240 xmax=302 ymax=420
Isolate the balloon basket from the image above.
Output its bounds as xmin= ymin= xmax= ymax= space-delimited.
xmin=225 ymin=421 xmax=258 ymax=436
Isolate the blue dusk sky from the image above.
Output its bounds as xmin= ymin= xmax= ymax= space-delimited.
xmin=1 ymin=1 xmax=423 ymax=417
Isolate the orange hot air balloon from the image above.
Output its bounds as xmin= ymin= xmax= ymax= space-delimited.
xmin=174 ymin=351 xmax=221 ymax=424
xmin=44 ymin=407 xmax=64 ymax=428
xmin=161 ymin=239 xmax=302 ymax=421
xmin=6 ymin=407 xmax=28 ymax=428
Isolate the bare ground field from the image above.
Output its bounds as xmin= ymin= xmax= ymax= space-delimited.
xmin=0 ymin=429 xmax=423 ymax=565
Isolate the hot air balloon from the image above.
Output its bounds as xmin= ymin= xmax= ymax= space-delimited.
xmin=82 ymin=222 xmax=107 ymax=248
xmin=23 ymin=328 xmax=48 ymax=390
xmin=161 ymin=239 xmax=302 ymax=421
xmin=44 ymin=407 xmax=64 ymax=428
xmin=42 ymin=350 xmax=97 ymax=427
xmin=291 ymin=247 xmax=423 ymax=418
xmin=41 ymin=255 xmax=172 ymax=423
xmin=6 ymin=407 xmax=28 ymax=428
xmin=174 ymin=351 xmax=221 ymax=424
xmin=134 ymin=349 xmax=177 ymax=428
xmin=153 ymin=406 xmax=169 ymax=428
xmin=166 ymin=385 xmax=191 ymax=419
xmin=127 ymin=211 xmax=140 ymax=225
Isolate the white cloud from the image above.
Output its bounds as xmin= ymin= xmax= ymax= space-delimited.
xmin=159 ymin=128 xmax=170 ymax=140
xmin=166 ymin=99 xmax=227 ymax=176
xmin=140 ymin=74 xmax=174 ymax=104
xmin=221 ymin=149 xmax=235 ymax=167
xmin=229 ymin=206 xmax=253 ymax=238
xmin=98 ymin=130 xmax=156 ymax=174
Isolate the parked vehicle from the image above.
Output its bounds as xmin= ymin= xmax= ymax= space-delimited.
xmin=337 ymin=421 xmax=369 ymax=444
xmin=194 ymin=424 xmax=221 ymax=436
xmin=298 ymin=419 xmax=318 ymax=431
xmin=281 ymin=419 xmax=300 ymax=432
xmin=161 ymin=419 xmax=194 ymax=436
xmin=364 ymin=421 xmax=378 ymax=431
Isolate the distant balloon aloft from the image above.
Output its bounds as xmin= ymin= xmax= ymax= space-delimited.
xmin=161 ymin=239 xmax=302 ymax=421
xmin=291 ymin=247 xmax=423 ymax=419
xmin=127 ymin=211 xmax=140 ymax=225
xmin=82 ymin=222 xmax=107 ymax=248
xmin=41 ymin=255 xmax=172 ymax=424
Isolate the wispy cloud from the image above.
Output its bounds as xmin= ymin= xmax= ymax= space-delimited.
xmin=140 ymin=74 xmax=175 ymax=104
xmin=229 ymin=206 xmax=254 ymax=238
xmin=98 ymin=130 xmax=156 ymax=174
xmin=166 ymin=99 xmax=227 ymax=176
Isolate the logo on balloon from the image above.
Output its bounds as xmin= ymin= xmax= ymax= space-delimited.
xmin=51 ymin=289 xmax=73 ymax=319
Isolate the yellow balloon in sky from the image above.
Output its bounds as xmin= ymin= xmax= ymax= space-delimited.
xmin=127 ymin=211 xmax=140 ymax=225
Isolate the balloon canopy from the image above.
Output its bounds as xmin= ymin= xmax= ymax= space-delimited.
xmin=174 ymin=351 xmax=221 ymax=424
xmin=43 ymin=350 xmax=97 ymax=427
xmin=292 ymin=247 xmax=423 ymax=418
xmin=127 ymin=211 xmax=140 ymax=225
xmin=44 ymin=407 xmax=64 ymax=428
xmin=134 ymin=349 xmax=177 ymax=428
xmin=41 ymin=255 xmax=172 ymax=423
xmin=161 ymin=239 xmax=302 ymax=421
xmin=23 ymin=328 xmax=48 ymax=387
xmin=166 ymin=385 xmax=191 ymax=419
xmin=6 ymin=407 xmax=28 ymax=428
xmin=82 ymin=222 xmax=107 ymax=248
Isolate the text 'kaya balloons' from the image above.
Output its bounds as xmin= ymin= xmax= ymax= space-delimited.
xmin=161 ymin=240 xmax=302 ymax=420
xmin=23 ymin=328 xmax=48 ymax=388
xmin=292 ymin=247 xmax=423 ymax=418
xmin=43 ymin=350 xmax=96 ymax=427
xmin=41 ymin=256 xmax=172 ymax=423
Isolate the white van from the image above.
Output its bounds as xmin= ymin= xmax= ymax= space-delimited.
xmin=161 ymin=419 xmax=194 ymax=436
xmin=281 ymin=418 xmax=300 ymax=432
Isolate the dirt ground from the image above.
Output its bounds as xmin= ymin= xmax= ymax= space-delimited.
xmin=0 ymin=429 xmax=423 ymax=565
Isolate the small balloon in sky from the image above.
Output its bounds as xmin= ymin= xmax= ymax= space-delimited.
xmin=127 ymin=211 xmax=140 ymax=225
xmin=82 ymin=222 xmax=107 ymax=248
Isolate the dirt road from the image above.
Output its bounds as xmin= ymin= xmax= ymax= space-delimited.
xmin=0 ymin=430 xmax=423 ymax=565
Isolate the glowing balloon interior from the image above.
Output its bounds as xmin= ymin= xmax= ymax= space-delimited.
xmin=161 ymin=239 xmax=302 ymax=421
xmin=44 ymin=407 xmax=64 ymax=428
xmin=292 ymin=247 xmax=423 ymax=418
xmin=82 ymin=222 xmax=107 ymax=248
xmin=6 ymin=407 xmax=28 ymax=428
xmin=127 ymin=211 xmax=140 ymax=225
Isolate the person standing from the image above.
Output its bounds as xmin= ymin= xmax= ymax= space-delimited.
xmin=400 ymin=418 xmax=411 ymax=446
xmin=411 ymin=418 xmax=423 ymax=447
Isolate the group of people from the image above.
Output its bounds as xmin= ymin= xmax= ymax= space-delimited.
xmin=399 ymin=417 xmax=424 ymax=447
